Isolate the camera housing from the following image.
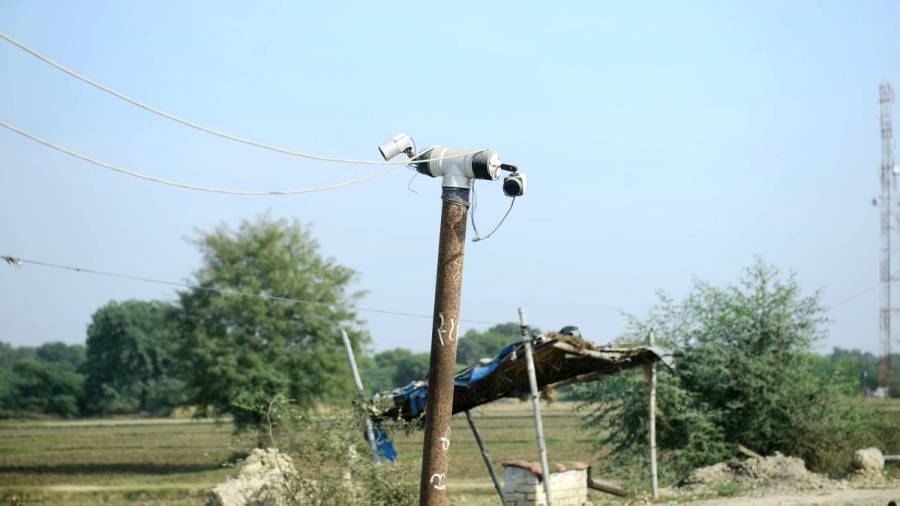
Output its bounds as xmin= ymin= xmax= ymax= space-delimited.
xmin=414 ymin=147 xmax=502 ymax=188
xmin=502 ymin=173 xmax=527 ymax=197
xmin=378 ymin=133 xmax=415 ymax=161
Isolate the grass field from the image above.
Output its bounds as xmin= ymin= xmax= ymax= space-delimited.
xmin=0 ymin=401 xmax=620 ymax=505
xmin=1 ymin=399 xmax=898 ymax=505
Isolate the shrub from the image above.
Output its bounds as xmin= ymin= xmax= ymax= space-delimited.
xmin=574 ymin=259 xmax=886 ymax=482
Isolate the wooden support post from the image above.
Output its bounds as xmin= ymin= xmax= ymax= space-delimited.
xmin=464 ymin=410 xmax=504 ymax=504
xmin=341 ymin=328 xmax=379 ymax=463
xmin=519 ymin=307 xmax=552 ymax=505
xmin=648 ymin=328 xmax=659 ymax=499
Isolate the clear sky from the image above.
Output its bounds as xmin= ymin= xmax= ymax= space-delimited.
xmin=1 ymin=1 xmax=898 ymax=354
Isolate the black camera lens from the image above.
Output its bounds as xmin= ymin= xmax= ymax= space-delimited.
xmin=503 ymin=176 xmax=524 ymax=197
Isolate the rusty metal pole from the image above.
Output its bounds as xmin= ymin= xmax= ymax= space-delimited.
xmin=419 ymin=189 xmax=470 ymax=506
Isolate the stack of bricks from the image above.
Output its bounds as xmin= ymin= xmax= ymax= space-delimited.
xmin=501 ymin=461 xmax=590 ymax=506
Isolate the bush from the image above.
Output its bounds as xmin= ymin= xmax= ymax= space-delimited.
xmin=236 ymin=396 xmax=418 ymax=506
xmin=574 ymin=259 xmax=885 ymax=482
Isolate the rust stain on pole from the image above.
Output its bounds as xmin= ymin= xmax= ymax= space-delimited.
xmin=419 ymin=196 xmax=469 ymax=506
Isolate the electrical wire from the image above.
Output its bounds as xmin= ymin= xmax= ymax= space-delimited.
xmin=0 ymin=31 xmax=480 ymax=166
xmin=830 ymin=281 xmax=881 ymax=307
xmin=0 ymin=254 xmax=504 ymax=326
xmin=0 ymin=120 xmax=400 ymax=195
xmin=470 ymin=181 xmax=516 ymax=242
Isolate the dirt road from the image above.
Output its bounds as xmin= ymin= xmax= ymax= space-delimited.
xmin=682 ymin=487 xmax=899 ymax=506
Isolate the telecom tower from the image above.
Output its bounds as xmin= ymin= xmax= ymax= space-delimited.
xmin=878 ymin=81 xmax=895 ymax=396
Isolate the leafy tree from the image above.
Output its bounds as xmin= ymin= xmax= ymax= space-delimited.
xmin=2 ymin=359 xmax=83 ymax=417
xmin=81 ymin=300 xmax=184 ymax=415
xmin=35 ymin=342 xmax=86 ymax=371
xmin=574 ymin=259 xmax=885 ymax=480
xmin=456 ymin=322 xmax=536 ymax=365
xmin=359 ymin=348 xmax=430 ymax=394
xmin=0 ymin=342 xmax=35 ymax=369
xmin=175 ymin=214 xmax=366 ymax=431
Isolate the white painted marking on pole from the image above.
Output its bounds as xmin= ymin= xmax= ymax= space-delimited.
xmin=437 ymin=313 xmax=445 ymax=347
xmin=448 ymin=318 xmax=456 ymax=343
xmin=440 ymin=433 xmax=451 ymax=450
xmin=430 ymin=473 xmax=447 ymax=490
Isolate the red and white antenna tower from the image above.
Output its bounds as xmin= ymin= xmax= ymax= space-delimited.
xmin=878 ymin=81 xmax=895 ymax=394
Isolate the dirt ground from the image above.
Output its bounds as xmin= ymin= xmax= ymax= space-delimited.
xmin=680 ymin=487 xmax=899 ymax=506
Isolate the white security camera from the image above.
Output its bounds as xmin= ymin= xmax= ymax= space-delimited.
xmin=378 ymin=133 xmax=415 ymax=161
xmin=502 ymin=173 xmax=527 ymax=197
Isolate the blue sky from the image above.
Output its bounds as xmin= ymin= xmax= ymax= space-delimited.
xmin=1 ymin=1 xmax=898 ymax=354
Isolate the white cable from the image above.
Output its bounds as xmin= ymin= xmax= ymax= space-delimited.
xmin=0 ymin=120 xmax=399 ymax=195
xmin=0 ymin=254 xmax=504 ymax=326
xmin=0 ymin=31 xmax=481 ymax=166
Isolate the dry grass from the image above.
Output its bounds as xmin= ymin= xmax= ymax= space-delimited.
xmin=0 ymin=400 xmax=607 ymax=504
xmin=1 ymin=398 xmax=897 ymax=504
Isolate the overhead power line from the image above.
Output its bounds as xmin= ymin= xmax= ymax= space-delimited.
xmin=0 ymin=120 xmax=400 ymax=195
xmin=0 ymin=254 xmax=503 ymax=326
xmin=0 ymin=31 xmax=480 ymax=166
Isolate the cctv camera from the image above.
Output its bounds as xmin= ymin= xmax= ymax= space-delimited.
xmin=378 ymin=133 xmax=414 ymax=161
xmin=503 ymin=173 xmax=527 ymax=197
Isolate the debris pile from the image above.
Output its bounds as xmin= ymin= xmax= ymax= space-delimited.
xmin=207 ymin=448 xmax=298 ymax=506
xmin=678 ymin=452 xmax=834 ymax=494
xmin=848 ymin=447 xmax=886 ymax=485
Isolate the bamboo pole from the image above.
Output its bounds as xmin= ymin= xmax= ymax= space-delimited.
xmin=340 ymin=328 xmax=379 ymax=463
xmin=464 ymin=410 xmax=504 ymax=504
xmin=648 ymin=328 xmax=659 ymax=499
xmin=519 ymin=307 xmax=552 ymax=505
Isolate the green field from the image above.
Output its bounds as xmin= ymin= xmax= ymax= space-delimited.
xmin=0 ymin=401 xmax=619 ymax=505
xmin=2 ymin=399 xmax=898 ymax=505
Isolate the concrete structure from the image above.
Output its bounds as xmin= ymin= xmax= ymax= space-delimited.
xmin=502 ymin=461 xmax=590 ymax=506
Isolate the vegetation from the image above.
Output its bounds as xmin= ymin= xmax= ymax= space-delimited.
xmin=455 ymin=323 xmax=525 ymax=365
xmin=174 ymin=214 xmax=367 ymax=431
xmin=0 ymin=342 xmax=85 ymax=418
xmin=82 ymin=300 xmax=184 ymax=416
xmin=357 ymin=323 xmax=528 ymax=395
xmin=0 ymin=401 xmax=607 ymax=505
xmin=574 ymin=259 xmax=892 ymax=483
xmin=359 ymin=348 xmax=430 ymax=395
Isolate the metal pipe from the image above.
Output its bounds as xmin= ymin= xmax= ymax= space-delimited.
xmin=519 ymin=307 xmax=552 ymax=505
xmin=340 ymin=328 xmax=379 ymax=463
xmin=465 ymin=410 xmax=504 ymax=504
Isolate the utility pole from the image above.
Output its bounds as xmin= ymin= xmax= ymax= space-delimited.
xmin=419 ymin=189 xmax=469 ymax=504
xmin=648 ymin=328 xmax=659 ymax=499
xmin=878 ymin=81 xmax=896 ymax=397
xmin=376 ymin=134 xmax=525 ymax=506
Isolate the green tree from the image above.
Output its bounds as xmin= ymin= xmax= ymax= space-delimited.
xmin=35 ymin=342 xmax=86 ymax=371
xmin=456 ymin=322 xmax=535 ymax=365
xmin=81 ymin=300 xmax=184 ymax=415
xmin=574 ymin=259 xmax=884 ymax=479
xmin=360 ymin=348 xmax=430 ymax=394
xmin=2 ymin=359 xmax=83 ymax=417
xmin=175 ymin=214 xmax=366 ymax=431
xmin=0 ymin=342 xmax=35 ymax=369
